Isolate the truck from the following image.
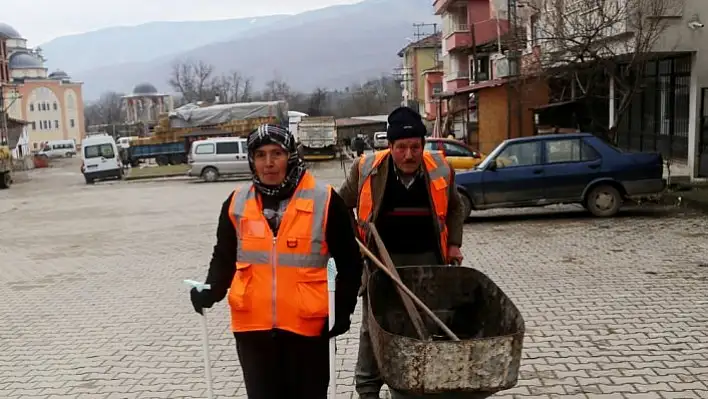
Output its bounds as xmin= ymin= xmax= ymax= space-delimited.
xmin=126 ymin=101 xmax=288 ymax=166
xmin=298 ymin=116 xmax=337 ymax=161
xmin=0 ymin=146 xmax=11 ymax=189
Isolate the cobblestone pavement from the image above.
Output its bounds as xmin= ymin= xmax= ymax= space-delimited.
xmin=1 ymin=159 xmax=708 ymax=398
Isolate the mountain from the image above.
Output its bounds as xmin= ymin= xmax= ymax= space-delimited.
xmin=39 ymin=15 xmax=290 ymax=74
xmin=43 ymin=0 xmax=439 ymax=101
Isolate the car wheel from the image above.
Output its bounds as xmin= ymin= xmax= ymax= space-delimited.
xmin=0 ymin=172 xmax=11 ymax=189
xmin=458 ymin=191 xmax=472 ymax=221
xmin=586 ymin=184 xmax=622 ymax=217
xmin=202 ymin=167 xmax=219 ymax=183
xmin=85 ymin=176 xmax=95 ymax=185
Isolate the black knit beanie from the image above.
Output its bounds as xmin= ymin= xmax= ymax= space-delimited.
xmin=386 ymin=106 xmax=427 ymax=142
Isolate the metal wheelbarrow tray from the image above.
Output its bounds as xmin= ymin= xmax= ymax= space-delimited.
xmin=367 ymin=266 xmax=525 ymax=396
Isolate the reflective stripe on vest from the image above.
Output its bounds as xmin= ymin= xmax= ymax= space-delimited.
xmin=226 ymin=171 xmax=332 ymax=336
xmin=356 ymin=150 xmax=451 ymax=260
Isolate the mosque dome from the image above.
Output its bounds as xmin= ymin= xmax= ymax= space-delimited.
xmin=0 ymin=23 xmax=21 ymax=39
xmin=9 ymin=52 xmax=43 ymax=69
xmin=132 ymin=83 xmax=159 ymax=95
xmin=49 ymin=69 xmax=71 ymax=80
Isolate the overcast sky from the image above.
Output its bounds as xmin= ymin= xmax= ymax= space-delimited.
xmin=5 ymin=0 xmax=361 ymax=45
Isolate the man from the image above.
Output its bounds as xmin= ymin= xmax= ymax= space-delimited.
xmin=338 ymin=107 xmax=465 ymax=399
xmin=352 ymin=134 xmax=366 ymax=157
xmin=190 ymin=124 xmax=363 ymax=399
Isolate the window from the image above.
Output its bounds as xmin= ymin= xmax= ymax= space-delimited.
xmin=70 ymin=119 xmax=75 ymax=128
xmin=53 ymin=102 xmax=58 ymax=111
xmin=441 ymin=142 xmax=474 ymax=157
xmin=29 ymin=103 xmax=34 ymax=112
xmin=545 ymin=139 xmax=600 ymax=164
xmin=84 ymin=144 xmax=115 ymax=159
xmin=432 ymin=82 xmax=443 ymax=96
xmin=216 ymin=142 xmax=241 ymax=154
xmin=472 ymin=56 xmax=490 ymax=81
xmin=54 ymin=120 xmax=59 ymax=129
xmin=496 ymin=141 xmax=542 ymax=167
xmin=424 ymin=141 xmax=441 ymax=151
xmin=43 ymin=121 xmax=48 ymax=129
xmin=31 ymin=122 xmax=36 ymax=130
xmin=195 ymin=143 xmax=215 ymax=154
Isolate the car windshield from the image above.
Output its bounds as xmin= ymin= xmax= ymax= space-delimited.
xmin=476 ymin=141 xmax=509 ymax=169
xmin=84 ymin=143 xmax=115 ymax=159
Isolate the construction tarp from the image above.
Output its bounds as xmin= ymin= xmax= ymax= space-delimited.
xmin=168 ymin=101 xmax=288 ymax=128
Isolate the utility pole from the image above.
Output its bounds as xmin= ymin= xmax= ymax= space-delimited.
xmin=0 ymin=84 xmax=8 ymax=146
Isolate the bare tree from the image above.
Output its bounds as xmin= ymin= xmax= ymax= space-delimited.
xmin=531 ymin=0 xmax=684 ymax=139
xmin=263 ymin=75 xmax=291 ymax=101
xmin=84 ymin=91 xmax=125 ymax=125
xmin=168 ymin=59 xmax=215 ymax=103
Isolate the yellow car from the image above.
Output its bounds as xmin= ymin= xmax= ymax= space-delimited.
xmin=424 ymin=138 xmax=485 ymax=170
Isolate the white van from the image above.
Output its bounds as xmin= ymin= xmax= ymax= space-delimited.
xmin=40 ymin=139 xmax=76 ymax=158
xmin=187 ymin=137 xmax=249 ymax=182
xmin=81 ymin=134 xmax=122 ymax=184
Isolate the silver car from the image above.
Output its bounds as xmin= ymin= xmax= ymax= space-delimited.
xmin=187 ymin=137 xmax=250 ymax=182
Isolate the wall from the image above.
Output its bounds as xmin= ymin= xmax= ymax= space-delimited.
xmin=476 ymin=79 xmax=549 ymax=153
xmin=15 ymin=80 xmax=86 ymax=148
xmin=425 ymin=72 xmax=445 ymax=119
xmin=414 ymin=47 xmax=439 ymax=105
xmin=0 ymin=39 xmax=8 ymax=84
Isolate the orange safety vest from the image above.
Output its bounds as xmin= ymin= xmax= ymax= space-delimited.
xmin=227 ymin=171 xmax=332 ymax=337
xmin=356 ymin=149 xmax=451 ymax=261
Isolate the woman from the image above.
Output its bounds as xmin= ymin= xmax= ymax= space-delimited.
xmin=190 ymin=124 xmax=363 ymax=398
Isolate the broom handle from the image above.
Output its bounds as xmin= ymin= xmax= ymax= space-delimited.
xmin=356 ymin=239 xmax=460 ymax=341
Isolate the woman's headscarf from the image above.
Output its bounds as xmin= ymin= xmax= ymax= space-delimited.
xmin=247 ymin=124 xmax=307 ymax=199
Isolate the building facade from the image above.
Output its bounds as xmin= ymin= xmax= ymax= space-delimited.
xmin=396 ymin=32 xmax=443 ymax=120
xmin=0 ymin=22 xmax=86 ymax=150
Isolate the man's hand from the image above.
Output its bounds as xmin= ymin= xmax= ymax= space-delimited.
xmin=448 ymin=245 xmax=463 ymax=265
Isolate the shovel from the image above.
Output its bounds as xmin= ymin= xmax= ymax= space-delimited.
xmin=184 ymin=280 xmax=215 ymax=399
xmin=326 ymin=258 xmax=338 ymax=398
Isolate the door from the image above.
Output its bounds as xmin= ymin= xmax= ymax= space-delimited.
xmin=236 ymin=141 xmax=250 ymax=175
xmin=83 ymin=142 xmax=118 ymax=173
xmin=215 ymin=141 xmax=243 ymax=175
xmin=699 ymin=88 xmax=708 ymax=177
xmin=481 ymin=140 xmax=545 ymax=205
xmin=541 ymin=138 xmax=603 ymax=201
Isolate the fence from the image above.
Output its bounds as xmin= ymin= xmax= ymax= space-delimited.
xmin=616 ymin=55 xmax=691 ymax=161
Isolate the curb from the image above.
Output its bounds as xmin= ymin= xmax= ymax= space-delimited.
xmin=658 ymin=190 xmax=708 ymax=214
xmin=124 ymin=173 xmax=190 ymax=182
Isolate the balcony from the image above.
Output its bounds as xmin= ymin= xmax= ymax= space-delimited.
xmin=434 ymin=0 xmax=465 ymax=15
xmin=445 ymin=25 xmax=473 ymax=53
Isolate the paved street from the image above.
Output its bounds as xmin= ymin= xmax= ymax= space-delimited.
xmin=1 ymin=159 xmax=708 ymax=398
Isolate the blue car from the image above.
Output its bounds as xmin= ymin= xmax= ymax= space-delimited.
xmin=455 ymin=133 xmax=666 ymax=218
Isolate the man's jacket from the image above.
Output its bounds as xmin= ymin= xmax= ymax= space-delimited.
xmin=338 ymin=150 xmax=464 ymax=254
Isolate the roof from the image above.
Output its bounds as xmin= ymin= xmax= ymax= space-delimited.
xmin=0 ymin=23 xmax=21 ymax=39
xmin=506 ymin=133 xmax=593 ymax=144
xmin=398 ymin=32 xmax=442 ymax=57
xmin=132 ymin=82 xmax=159 ymax=95
xmin=335 ymin=117 xmax=387 ymax=127
xmin=350 ymin=115 xmax=388 ymax=122
xmin=9 ymin=52 xmax=44 ymax=69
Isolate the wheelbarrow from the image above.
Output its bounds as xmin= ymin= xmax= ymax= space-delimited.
xmin=366 ymin=266 xmax=525 ymax=397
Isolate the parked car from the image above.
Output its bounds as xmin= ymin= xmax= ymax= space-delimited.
xmin=425 ymin=138 xmax=485 ymax=170
xmin=81 ymin=134 xmax=123 ymax=184
xmin=373 ymin=132 xmax=388 ymax=149
xmin=455 ymin=133 xmax=666 ymax=218
xmin=187 ymin=137 xmax=249 ymax=182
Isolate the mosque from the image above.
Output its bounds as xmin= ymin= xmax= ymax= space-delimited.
xmin=0 ymin=22 xmax=85 ymax=150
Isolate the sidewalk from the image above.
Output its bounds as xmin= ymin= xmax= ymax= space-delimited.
xmin=662 ymin=176 xmax=708 ymax=213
